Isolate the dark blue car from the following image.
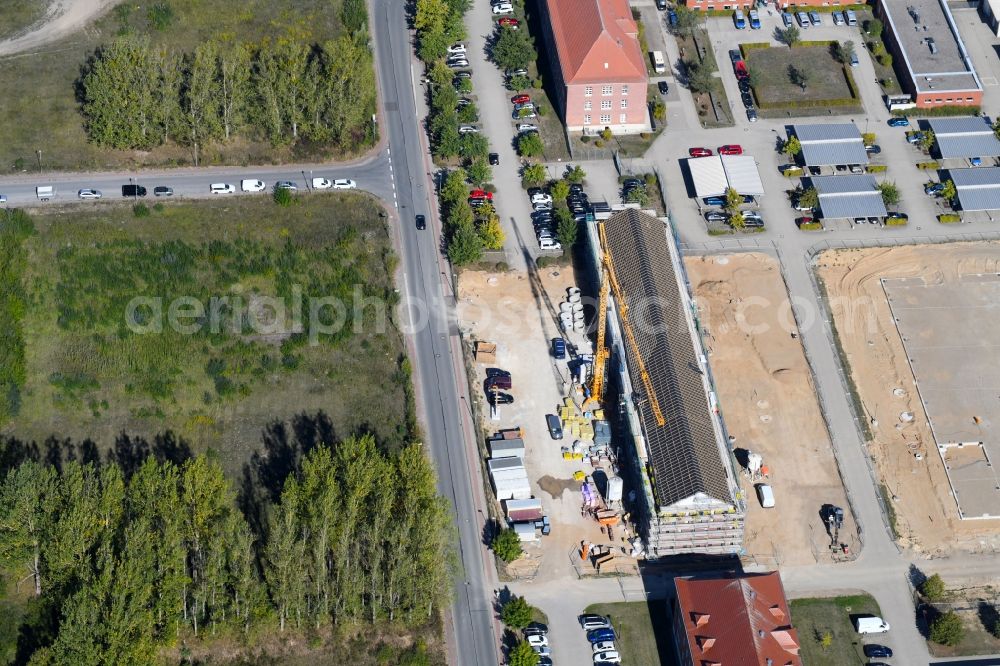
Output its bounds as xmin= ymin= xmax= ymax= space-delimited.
xmin=587 ymin=627 xmax=616 ymax=643
xmin=668 ymin=8 xmax=678 ymax=26
xmin=703 ymin=196 xmax=726 ymax=206
xmin=551 ymin=337 xmax=566 ymax=360
xmin=887 ymin=117 xmax=909 ymax=127
xmin=864 ymin=645 xmax=893 ymax=658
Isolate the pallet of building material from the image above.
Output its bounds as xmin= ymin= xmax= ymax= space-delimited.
xmin=593 ymin=552 xmax=615 ymax=570
xmin=474 ymin=341 xmax=497 ymax=364
xmin=596 ymin=509 xmax=620 ymax=526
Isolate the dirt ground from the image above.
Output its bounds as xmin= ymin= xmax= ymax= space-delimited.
xmin=686 ymin=253 xmax=858 ymax=566
xmin=816 ymin=243 xmax=1000 ymax=555
xmin=457 ymin=267 xmax=640 ymax=579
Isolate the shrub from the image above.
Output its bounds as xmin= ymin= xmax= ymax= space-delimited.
xmin=938 ymin=213 xmax=961 ymax=223
xmin=531 ymin=78 xmax=543 ymax=89
xmin=517 ymin=132 xmax=544 ymax=158
xmin=920 ymin=574 xmax=946 ymax=601
xmin=866 ymin=165 xmax=887 ymax=173
xmin=991 ymin=614 xmax=1000 ymax=639
xmin=799 ymin=222 xmax=823 ymax=231
xmin=133 ymin=203 xmax=150 ymax=217
xmin=273 ymin=187 xmax=293 ymax=206
xmin=507 ymin=641 xmax=539 ymax=666
xmin=783 ymin=168 xmax=804 ymax=178
xmin=500 ymin=596 xmax=534 ymax=628
xmin=594 ymin=139 xmax=604 ymax=148
xmin=916 ymin=161 xmax=940 ymax=170
xmin=600 ymin=128 xmax=612 ymax=141
xmin=152 ymin=202 xmax=165 ymax=212
xmin=147 ymin=2 xmax=175 ymax=30
xmin=536 ymin=105 xmax=547 ymax=116
xmin=521 ymin=164 xmax=547 ymax=189
xmin=884 ymin=217 xmax=907 ymax=226
xmin=579 ymin=135 xmax=591 ymax=143
xmin=929 ymin=611 xmax=965 ymax=646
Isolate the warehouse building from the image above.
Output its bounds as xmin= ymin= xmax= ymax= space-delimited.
xmin=947 ymin=166 xmax=1000 ymax=211
xmin=927 ymin=116 xmax=1000 ymax=160
xmin=878 ymin=0 xmax=983 ymax=108
xmin=586 ymin=209 xmax=744 ymax=557
xmin=810 ymin=174 xmax=888 ymax=220
xmin=792 ymin=124 xmax=869 ymax=167
xmin=687 ymin=155 xmax=765 ymax=198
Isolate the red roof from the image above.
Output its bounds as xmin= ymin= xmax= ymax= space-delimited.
xmin=544 ymin=0 xmax=647 ymax=84
xmin=674 ymin=572 xmax=802 ymax=666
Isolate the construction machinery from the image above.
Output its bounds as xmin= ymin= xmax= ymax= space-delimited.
xmin=586 ymin=221 xmax=666 ymax=427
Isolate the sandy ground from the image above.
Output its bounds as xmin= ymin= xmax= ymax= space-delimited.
xmin=457 ymin=267 xmax=640 ymax=580
xmin=686 ymin=253 xmax=859 ymax=566
xmin=816 ymin=243 xmax=1000 ymax=555
xmin=0 ymin=0 xmax=117 ymax=57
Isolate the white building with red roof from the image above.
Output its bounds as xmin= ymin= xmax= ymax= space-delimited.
xmin=537 ymin=0 xmax=650 ymax=134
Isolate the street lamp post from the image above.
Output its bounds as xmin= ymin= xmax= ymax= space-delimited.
xmin=35 ymin=150 xmax=41 ymax=173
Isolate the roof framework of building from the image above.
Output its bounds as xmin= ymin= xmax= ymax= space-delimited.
xmin=929 ymin=117 xmax=1000 ymax=158
xmin=673 ymin=572 xmax=802 ymax=666
xmin=949 ymin=166 xmax=1000 ymax=210
xmin=793 ymin=123 xmax=869 ymax=166
xmin=811 ymin=174 xmax=888 ymax=219
xmin=543 ymin=0 xmax=646 ymax=84
xmin=602 ymin=209 xmax=734 ymax=509
xmin=687 ymin=155 xmax=764 ymax=197
xmin=881 ymin=0 xmax=982 ymax=94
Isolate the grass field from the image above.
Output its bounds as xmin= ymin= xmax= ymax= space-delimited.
xmin=747 ymin=45 xmax=856 ymax=109
xmin=0 ymin=0 xmax=360 ymax=172
xmin=790 ymin=594 xmax=881 ymax=665
xmin=585 ymin=601 xmax=677 ymax=665
xmin=0 ymin=0 xmax=50 ymax=40
xmin=1 ymin=194 xmax=411 ymax=475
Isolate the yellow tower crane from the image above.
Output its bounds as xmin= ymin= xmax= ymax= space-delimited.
xmin=587 ymin=221 xmax=666 ymax=427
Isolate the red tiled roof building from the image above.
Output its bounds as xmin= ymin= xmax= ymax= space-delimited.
xmin=670 ymin=572 xmax=802 ymax=666
xmin=537 ymin=0 xmax=651 ymax=134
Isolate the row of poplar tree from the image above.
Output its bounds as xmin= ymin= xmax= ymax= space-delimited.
xmin=79 ymin=35 xmax=377 ymax=162
xmin=0 ymin=435 xmax=451 ymax=663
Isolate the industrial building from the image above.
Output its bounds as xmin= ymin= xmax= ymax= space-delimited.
xmin=946 ymin=166 xmax=1000 ymax=211
xmin=810 ymin=174 xmax=888 ymax=220
xmin=927 ymin=116 xmax=1000 ymax=160
xmin=686 ymin=155 xmax=765 ymax=198
xmin=586 ymin=209 xmax=744 ymax=557
xmin=878 ymin=0 xmax=983 ymax=108
xmin=670 ymin=572 xmax=802 ymax=666
xmin=792 ymin=124 xmax=868 ymax=167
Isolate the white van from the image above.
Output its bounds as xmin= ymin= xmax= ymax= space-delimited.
xmin=845 ymin=9 xmax=858 ymax=25
xmin=36 ymin=185 xmax=54 ymax=201
xmin=211 ymin=183 xmax=236 ymax=194
xmin=241 ymin=179 xmax=266 ymax=192
xmin=538 ymin=238 xmax=562 ymax=251
xmin=651 ymin=50 xmax=666 ymax=74
xmin=854 ymin=616 xmax=890 ymax=634
xmin=756 ymin=483 xmax=775 ymax=508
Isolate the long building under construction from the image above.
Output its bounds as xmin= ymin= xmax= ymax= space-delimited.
xmin=586 ymin=208 xmax=744 ymax=557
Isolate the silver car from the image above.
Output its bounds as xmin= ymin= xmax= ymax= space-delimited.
xmin=78 ymin=188 xmax=102 ymax=199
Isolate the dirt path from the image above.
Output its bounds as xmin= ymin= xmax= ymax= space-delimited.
xmin=0 ymin=0 xmax=116 ymax=57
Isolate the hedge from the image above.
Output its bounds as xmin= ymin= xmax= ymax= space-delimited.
xmin=938 ymin=213 xmax=961 ymax=223
xmin=866 ymin=164 xmax=887 ymax=173
xmin=783 ymin=168 xmax=805 ymax=178
xmin=799 ymin=222 xmax=823 ymax=231
xmin=916 ymin=161 xmax=940 ymax=170
xmin=740 ymin=43 xmax=771 ymax=57
xmin=786 ymin=3 xmax=866 ymax=11
xmin=884 ymin=217 xmax=907 ymax=226
xmin=893 ymin=106 xmax=982 ymax=118
xmin=798 ymin=40 xmax=839 ymax=47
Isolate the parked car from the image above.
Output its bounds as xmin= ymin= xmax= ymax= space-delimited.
xmin=906 ymin=131 xmax=925 ymax=144
xmin=667 ymin=7 xmax=678 ymax=26
xmin=586 ymin=627 xmax=616 ymax=643
xmin=886 ymin=212 xmax=908 ymax=221
xmin=526 ymin=634 xmax=549 ymax=648
xmin=796 ymin=216 xmax=814 ymax=226
xmin=485 ymin=375 xmax=512 ymax=391
xmin=312 ymin=177 xmax=332 ymax=189
xmin=756 ymin=483 xmax=775 ymax=507
xmin=457 ymin=97 xmax=472 ymax=107
xmin=849 ymin=164 xmax=864 ymax=174
xmin=689 ymin=147 xmax=713 ymax=157
xmin=796 ymin=11 xmax=810 ymax=27
xmin=655 ymin=0 xmax=667 ymax=9
xmin=552 ymin=337 xmax=567 ymax=359
xmin=78 ymin=188 xmax=102 ymax=199
xmin=531 ymin=645 xmax=551 ymax=657
xmin=718 ymin=144 xmax=742 ymax=155
xmin=888 ymin=116 xmax=910 ymax=127
xmin=153 ymin=186 xmax=173 ymax=196
xmin=738 ymin=78 xmax=751 ymax=93
xmin=854 ymin=616 xmax=890 ymax=634
xmin=782 ymin=12 xmax=793 ymax=27
xmin=122 ymin=184 xmax=147 ymax=197
xmin=415 ymin=214 xmax=426 ymax=230
xmin=447 ymin=59 xmax=469 ymax=68
xmin=489 ymin=392 xmax=514 ymax=405
xmin=832 ymin=10 xmax=844 ymax=25
xmin=749 ymin=8 xmax=761 ymax=28
xmin=734 ymin=60 xmax=748 ymax=78
xmin=458 ymin=125 xmax=480 ymax=134
xmin=593 ymin=651 xmax=621 ymax=664
xmin=808 ymin=10 xmax=821 ymax=24
xmin=971 ymin=156 xmax=983 ymax=166
xmin=538 ymin=238 xmax=561 ymax=251
xmin=210 ymin=183 xmax=235 ymax=194
xmin=531 ymin=192 xmax=552 ymax=204
xmin=705 ymin=210 xmax=729 ymax=222
xmin=703 ymin=195 xmax=726 ymax=206
xmin=275 ymin=181 xmax=297 ymax=191
xmin=511 ymin=94 xmax=530 ymax=104
xmin=924 ymin=182 xmax=944 ymax=196
xmin=242 ymin=179 xmax=266 ymax=192
xmin=866 ymin=144 xmax=882 ymax=154
xmin=545 ymin=414 xmax=563 ymax=440
xmin=448 ymin=43 xmax=466 ymax=54
xmin=492 ymin=3 xmax=513 ymax=14
xmin=0 ymin=195 xmax=6 ymax=204
xmin=454 ymin=71 xmax=472 ymax=79
xmin=658 ymin=80 xmax=669 ymax=95
xmin=850 ymin=52 xmax=860 ymax=67
xmin=489 ymin=152 xmax=500 ymax=165
xmin=497 ymin=16 xmax=519 ymax=27
xmin=513 ymin=102 xmax=535 ymax=112
xmin=592 ymin=641 xmax=616 ymax=653
xmin=729 ymin=49 xmax=742 ymax=64
xmin=517 ymin=123 xmax=538 ymax=132
xmin=746 ymin=108 xmax=758 ymax=122
xmin=741 ymin=92 xmax=754 ymax=109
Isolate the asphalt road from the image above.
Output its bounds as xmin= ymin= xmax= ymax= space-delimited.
xmin=370 ymin=1 xmax=499 ymax=665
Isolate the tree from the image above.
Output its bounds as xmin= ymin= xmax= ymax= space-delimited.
xmin=441 ymin=168 xmax=469 ymax=207
xmin=625 ymin=185 xmax=649 ymax=206
xmin=521 ymin=163 xmax=547 ymax=189
xmin=80 ymin=36 xmax=159 ymax=150
xmin=341 ymin=0 xmax=368 ymax=33
xmin=877 ymin=181 xmax=900 ymax=206
xmin=550 ymin=180 xmax=570 ymax=202
xmin=838 ymin=40 xmax=856 ymax=65
xmin=865 ymin=18 xmax=884 ymax=38
xmin=993 ymin=118 xmax=1000 ymax=141
xmin=729 ymin=210 xmax=745 ymax=230
xmin=788 ymin=63 xmax=809 ymax=90
xmin=555 ymin=207 xmax=578 ymax=250
xmin=671 ymin=5 xmax=704 ymax=35
xmin=600 ymin=128 xmax=612 ymax=142
xmin=929 ymin=611 xmax=965 ymax=646
xmin=783 ymin=135 xmax=802 ymax=156
xmin=779 ymin=25 xmax=800 ymax=48
xmin=467 ymin=158 xmax=492 ymax=186
xmin=564 ymin=164 xmax=586 ymax=184
xmin=724 ymin=187 xmax=742 ymax=213
xmin=447 ymin=218 xmax=483 ymax=265
xmin=797 ymin=186 xmax=819 ymax=209
xmin=686 ymin=61 xmax=714 ymax=95
xmin=460 ymin=133 xmax=490 ymax=160
xmin=862 ymin=132 xmax=877 ymax=147
xmin=182 ymin=42 xmax=224 ymax=165
xmin=746 ymin=67 xmax=761 ymax=90
xmin=479 ymin=215 xmax=505 ymax=250
xmin=991 ymin=614 xmax=1000 ymax=639
xmin=217 ymin=43 xmax=251 ymax=141
xmin=941 ymin=179 xmax=957 ymax=202
xmin=920 ymin=129 xmax=936 ymax=152
xmin=920 ymin=574 xmax=946 ymax=601
xmin=820 ymin=631 xmax=833 ymax=650
xmin=507 ymin=74 xmax=531 ymax=91
xmin=652 ymin=100 xmax=666 ymax=122
xmin=500 ymin=595 xmax=534 ymax=628
xmin=508 ymin=641 xmax=540 ymax=666
xmin=492 ymin=26 xmax=534 ymax=71
xmin=457 ymin=101 xmax=478 ymax=124
xmin=0 ymin=462 xmax=57 ymax=596
xmin=517 ymin=132 xmax=544 ymax=158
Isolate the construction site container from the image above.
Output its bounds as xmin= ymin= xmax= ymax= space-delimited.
xmin=594 ymin=420 xmax=611 ymax=446
xmin=493 ymin=473 xmax=531 ymax=501
xmin=488 ymin=457 xmax=524 ymax=474
xmin=513 ymin=522 xmax=537 ymax=542
xmin=606 ymin=476 xmax=624 ymax=502
xmin=491 ymin=467 xmax=528 ymax=482
xmin=504 ymin=498 xmax=543 ymax=523
xmin=489 ymin=438 xmax=524 ymax=459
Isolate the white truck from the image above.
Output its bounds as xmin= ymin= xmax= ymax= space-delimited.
xmin=854 ymin=616 xmax=890 ymax=634
xmin=35 ymin=186 xmax=54 ymax=201
xmin=651 ymin=50 xmax=666 ymax=74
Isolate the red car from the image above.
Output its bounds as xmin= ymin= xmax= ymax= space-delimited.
xmin=734 ymin=61 xmax=748 ymax=79
xmin=497 ymin=17 xmax=519 ymax=27
xmin=718 ymin=144 xmax=743 ymax=155
xmin=688 ymin=147 xmax=713 ymax=157
xmin=796 ymin=216 xmax=814 ymax=226
xmin=469 ymin=189 xmax=493 ymax=200
xmin=511 ymin=94 xmax=531 ymax=105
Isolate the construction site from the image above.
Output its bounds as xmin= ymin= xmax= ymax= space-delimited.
xmin=815 ymin=242 xmax=1000 ymax=555
xmin=684 ymin=253 xmax=858 ymax=566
